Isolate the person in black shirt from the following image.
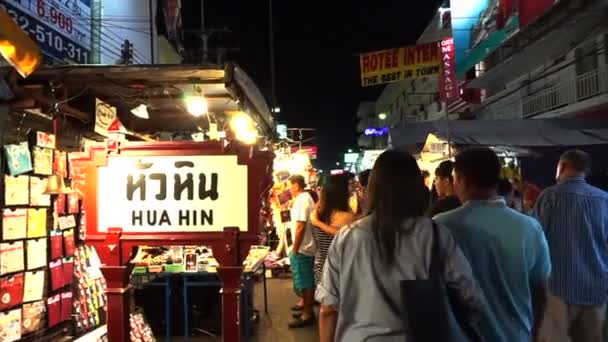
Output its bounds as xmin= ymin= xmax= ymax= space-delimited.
xmin=429 ymin=160 xmax=461 ymax=216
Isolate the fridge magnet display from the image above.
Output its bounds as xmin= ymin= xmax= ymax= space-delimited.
xmin=32 ymin=147 xmax=53 ymax=176
xmin=23 ymin=270 xmax=45 ymax=303
xmin=49 ymin=259 xmax=63 ymax=291
xmin=54 ymin=151 xmax=67 ymax=178
xmin=50 ymin=231 xmax=63 ymax=260
xmin=35 ymin=131 xmax=55 ymax=149
xmin=63 ymin=229 xmax=75 ymax=257
xmin=4 ymin=142 xmax=33 ymax=176
xmin=0 ymin=273 xmax=24 ymax=311
xmin=55 ymin=194 xmax=66 ymax=216
xmin=0 ymin=241 xmax=24 ymax=275
xmin=2 ymin=209 xmax=27 ymax=241
xmin=47 ymin=294 xmax=61 ymax=328
xmin=0 ymin=308 xmax=21 ymax=342
xmin=67 ymin=195 xmax=79 ymax=214
xmin=21 ymin=300 xmax=46 ymax=335
xmin=27 ymin=209 xmax=47 ymax=238
xmin=60 ymin=291 xmax=73 ymax=322
xmin=4 ymin=176 xmax=29 ymax=206
xmin=26 ymin=239 xmax=47 ymax=270
xmin=61 ymin=258 xmax=74 ymax=288
xmin=58 ymin=215 xmax=76 ymax=230
xmin=29 ymin=177 xmax=51 ymax=207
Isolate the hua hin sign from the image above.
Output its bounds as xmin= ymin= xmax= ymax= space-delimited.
xmin=97 ymin=154 xmax=248 ymax=233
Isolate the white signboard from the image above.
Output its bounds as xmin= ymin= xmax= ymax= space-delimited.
xmin=97 ymin=155 xmax=249 ymax=233
xmin=94 ymin=98 xmax=116 ymax=137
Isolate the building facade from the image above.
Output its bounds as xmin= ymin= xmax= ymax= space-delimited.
xmin=458 ymin=0 xmax=608 ymax=120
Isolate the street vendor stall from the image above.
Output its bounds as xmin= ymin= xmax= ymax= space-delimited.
xmin=0 ymin=63 xmax=276 ymax=342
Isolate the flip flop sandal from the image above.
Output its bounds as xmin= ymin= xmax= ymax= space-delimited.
xmin=288 ymin=316 xmax=316 ymax=329
xmin=290 ymin=304 xmax=304 ymax=311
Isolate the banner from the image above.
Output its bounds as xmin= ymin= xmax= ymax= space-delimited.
xmin=359 ymin=42 xmax=441 ymax=87
xmin=94 ymin=98 xmax=117 ymax=137
xmin=439 ymin=38 xmax=458 ymax=102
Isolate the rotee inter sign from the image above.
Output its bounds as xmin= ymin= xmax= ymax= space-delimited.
xmin=97 ymin=155 xmax=248 ymax=233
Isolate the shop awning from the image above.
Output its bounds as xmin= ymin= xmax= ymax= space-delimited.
xmin=7 ymin=63 xmax=274 ymax=136
xmin=389 ymin=119 xmax=608 ymax=149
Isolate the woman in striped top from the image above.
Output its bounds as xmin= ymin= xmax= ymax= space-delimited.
xmin=310 ymin=174 xmax=356 ymax=287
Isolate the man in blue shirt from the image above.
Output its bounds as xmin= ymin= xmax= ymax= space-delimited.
xmin=535 ymin=149 xmax=608 ymax=342
xmin=436 ymin=147 xmax=551 ymax=342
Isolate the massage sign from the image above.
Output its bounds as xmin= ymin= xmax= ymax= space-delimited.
xmin=97 ymin=155 xmax=248 ymax=233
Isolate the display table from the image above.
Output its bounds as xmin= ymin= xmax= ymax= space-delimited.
xmin=130 ymin=258 xmax=268 ymax=342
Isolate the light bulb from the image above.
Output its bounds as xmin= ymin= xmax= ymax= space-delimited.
xmin=185 ymin=95 xmax=208 ymax=117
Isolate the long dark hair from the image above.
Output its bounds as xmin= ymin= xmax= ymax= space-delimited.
xmin=317 ymin=174 xmax=351 ymax=225
xmin=367 ymin=150 xmax=429 ymax=267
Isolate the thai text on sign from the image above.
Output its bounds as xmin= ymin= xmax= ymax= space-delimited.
xmin=97 ymin=155 xmax=248 ymax=233
xmin=359 ymin=42 xmax=442 ymax=87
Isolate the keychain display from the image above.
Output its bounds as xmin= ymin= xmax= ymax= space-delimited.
xmin=63 ymin=229 xmax=76 ymax=257
xmin=2 ymin=209 xmax=27 ymax=241
xmin=49 ymin=259 xmax=64 ymax=291
xmin=4 ymin=142 xmax=33 ymax=176
xmin=23 ymin=270 xmax=45 ymax=303
xmin=0 ymin=241 xmax=24 ymax=275
xmin=67 ymin=195 xmax=80 ymax=214
xmin=21 ymin=300 xmax=46 ymax=335
xmin=50 ymin=230 xmax=63 ymax=260
xmin=32 ymin=147 xmax=53 ymax=176
xmin=0 ymin=273 xmax=24 ymax=311
xmin=27 ymin=209 xmax=47 ymax=238
xmin=26 ymin=239 xmax=47 ymax=270
xmin=0 ymin=308 xmax=21 ymax=342
xmin=29 ymin=177 xmax=51 ymax=207
xmin=4 ymin=176 xmax=29 ymax=206
xmin=55 ymin=194 xmax=66 ymax=216
xmin=47 ymin=294 xmax=61 ymax=328
xmin=54 ymin=151 xmax=67 ymax=178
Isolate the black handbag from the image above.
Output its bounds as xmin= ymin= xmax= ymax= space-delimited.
xmin=400 ymin=222 xmax=484 ymax=342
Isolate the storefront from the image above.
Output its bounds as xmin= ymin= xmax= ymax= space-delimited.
xmin=0 ymin=64 xmax=276 ymax=342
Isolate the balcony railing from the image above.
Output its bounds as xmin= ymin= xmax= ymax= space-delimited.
xmin=521 ymin=67 xmax=608 ymax=117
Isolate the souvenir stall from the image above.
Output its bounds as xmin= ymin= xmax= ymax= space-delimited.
xmin=1 ymin=63 xmax=276 ymax=342
xmin=268 ymin=148 xmax=316 ymax=257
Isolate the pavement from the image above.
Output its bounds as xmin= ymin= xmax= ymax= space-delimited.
xmin=169 ymin=278 xmax=320 ymax=342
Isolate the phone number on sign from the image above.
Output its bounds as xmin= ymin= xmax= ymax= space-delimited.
xmin=2 ymin=2 xmax=89 ymax=64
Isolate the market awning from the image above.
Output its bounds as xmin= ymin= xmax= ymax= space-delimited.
xmin=5 ymin=63 xmax=274 ymax=136
xmin=389 ymin=119 xmax=608 ymax=149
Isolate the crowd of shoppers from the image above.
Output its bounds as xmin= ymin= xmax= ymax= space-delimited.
xmin=283 ymin=147 xmax=607 ymax=342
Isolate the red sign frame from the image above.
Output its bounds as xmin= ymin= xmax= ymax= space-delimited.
xmin=71 ymin=140 xmax=274 ymax=342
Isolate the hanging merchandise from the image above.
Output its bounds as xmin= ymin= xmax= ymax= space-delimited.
xmin=58 ymin=215 xmax=76 ymax=230
xmin=54 ymin=151 xmax=67 ymax=178
xmin=22 ymin=270 xmax=45 ymax=303
xmin=63 ymin=229 xmax=76 ymax=257
xmin=47 ymin=294 xmax=61 ymax=328
xmin=0 ymin=241 xmax=24 ymax=275
xmin=4 ymin=142 xmax=33 ymax=176
xmin=50 ymin=230 xmax=64 ymax=260
xmin=32 ymin=147 xmax=53 ymax=176
xmin=55 ymin=194 xmax=66 ymax=216
xmin=26 ymin=239 xmax=47 ymax=270
xmin=2 ymin=209 xmax=27 ymax=241
xmin=4 ymin=175 xmax=29 ymax=206
xmin=60 ymin=291 xmax=73 ymax=322
xmin=62 ymin=257 xmax=74 ymax=288
xmin=0 ymin=273 xmax=24 ymax=311
xmin=27 ymin=209 xmax=47 ymax=239
xmin=130 ymin=312 xmax=157 ymax=342
xmin=21 ymin=300 xmax=46 ymax=335
xmin=35 ymin=132 xmax=56 ymax=150
xmin=68 ymin=195 xmax=80 ymax=214
xmin=0 ymin=308 xmax=21 ymax=342
xmin=49 ymin=259 xmax=64 ymax=291
xmin=29 ymin=177 xmax=51 ymax=207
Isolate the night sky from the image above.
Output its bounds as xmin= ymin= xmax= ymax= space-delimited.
xmin=182 ymin=1 xmax=439 ymax=170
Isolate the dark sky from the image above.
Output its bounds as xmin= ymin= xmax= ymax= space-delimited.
xmin=182 ymin=1 xmax=438 ymax=170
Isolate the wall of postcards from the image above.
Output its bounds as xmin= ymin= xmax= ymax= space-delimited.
xmin=0 ymin=132 xmax=107 ymax=341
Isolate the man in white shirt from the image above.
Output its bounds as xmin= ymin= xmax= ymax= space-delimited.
xmin=287 ymin=175 xmax=316 ymax=328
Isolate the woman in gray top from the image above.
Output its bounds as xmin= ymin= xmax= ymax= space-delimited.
xmin=315 ymin=150 xmax=486 ymax=342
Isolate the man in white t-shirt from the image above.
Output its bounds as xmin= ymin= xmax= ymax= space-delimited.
xmin=287 ymin=175 xmax=316 ymax=328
